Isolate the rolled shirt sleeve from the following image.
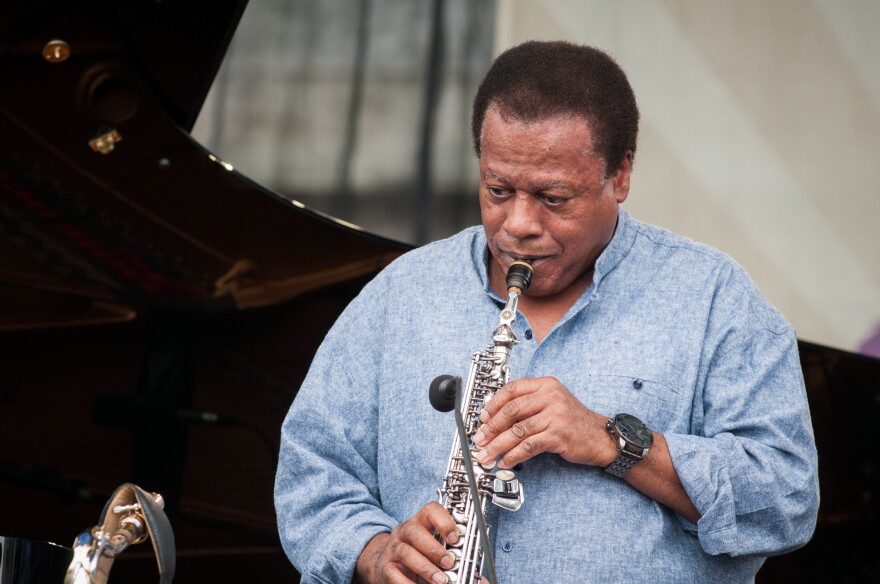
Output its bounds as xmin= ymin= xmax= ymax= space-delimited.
xmin=274 ymin=276 xmax=397 ymax=583
xmin=666 ymin=266 xmax=819 ymax=557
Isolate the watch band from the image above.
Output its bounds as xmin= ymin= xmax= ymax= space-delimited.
xmin=605 ymin=454 xmax=637 ymax=478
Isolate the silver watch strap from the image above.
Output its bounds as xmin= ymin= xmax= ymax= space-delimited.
xmin=605 ymin=454 xmax=637 ymax=478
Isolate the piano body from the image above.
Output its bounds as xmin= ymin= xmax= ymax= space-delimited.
xmin=0 ymin=1 xmax=876 ymax=582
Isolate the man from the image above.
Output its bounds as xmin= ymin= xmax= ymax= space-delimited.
xmin=275 ymin=41 xmax=819 ymax=583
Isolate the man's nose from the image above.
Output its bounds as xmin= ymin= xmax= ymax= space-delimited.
xmin=503 ymin=193 xmax=542 ymax=239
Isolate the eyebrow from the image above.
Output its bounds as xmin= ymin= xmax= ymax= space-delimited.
xmin=482 ymin=170 xmax=573 ymax=193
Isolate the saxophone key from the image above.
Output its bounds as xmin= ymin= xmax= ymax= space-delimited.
xmin=449 ymin=545 xmax=462 ymax=567
xmin=448 ymin=523 xmax=467 ymax=547
xmin=492 ymin=469 xmax=524 ymax=511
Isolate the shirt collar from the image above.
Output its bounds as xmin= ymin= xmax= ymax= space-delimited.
xmin=471 ymin=227 xmax=497 ymax=300
xmin=593 ymin=206 xmax=636 ymax=287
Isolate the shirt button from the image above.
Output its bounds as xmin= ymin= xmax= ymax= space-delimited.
xmin=524 ymin=329 xmax=533 ymax=340
xmin=632 ymin=379 xmax=643 ymax=389
xmin=502 ymin=541 xmax=513 ymax=552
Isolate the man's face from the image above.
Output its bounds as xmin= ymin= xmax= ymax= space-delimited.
xmin=479 ymin=106 xmax=631 ymax=298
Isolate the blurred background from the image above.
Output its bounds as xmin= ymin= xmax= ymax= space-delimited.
xmin=194 ymin=0 xmax=880 ymax=356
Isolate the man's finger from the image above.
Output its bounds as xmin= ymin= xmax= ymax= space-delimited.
xmin=480 ymin=377 xmax=543 ymax=422
xmin=476 ymin=414 xmax=551 ymax=466
xmin=418 ymin=502 xmax=459 ymax=544
xmin=474 ymin=391 xmax=546 ymax=447
xmin=392 ymin=538 xmax=452 ymax=584
xmin=497 ymin=432 xmax=552 ymax=468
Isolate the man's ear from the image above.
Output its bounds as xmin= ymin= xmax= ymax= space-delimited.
xmin=612 ymin=151 xmax=633 ymax=204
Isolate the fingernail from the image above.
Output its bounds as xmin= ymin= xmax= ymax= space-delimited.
xmin=446 ymin=530 xmax=459 ymax=544
xmin=440 ymin=552 xmax=454 ymax=569
xmin=434 ymin=570 xmax=449 ymax=583
xmin=475 ymin=449 xmax=487 ymax=463
xmin=479 ymin=411 xmax=489 ymax=422
xmin=473 ymin=430 xmax=485 ymax=445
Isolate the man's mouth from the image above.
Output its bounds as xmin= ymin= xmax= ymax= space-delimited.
xmin=503 ymin=251 xmax=547 ymax=264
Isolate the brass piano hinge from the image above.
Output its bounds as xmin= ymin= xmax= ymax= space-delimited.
xmin=89 ymin=128 xmax=122 ymax=154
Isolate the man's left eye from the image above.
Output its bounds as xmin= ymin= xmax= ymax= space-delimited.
xmin=542 ymin=195 xmax=566 ymax=206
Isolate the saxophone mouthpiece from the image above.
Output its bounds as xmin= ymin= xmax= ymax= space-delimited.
xmin=506 ymin=259 xmax=533 ymax=295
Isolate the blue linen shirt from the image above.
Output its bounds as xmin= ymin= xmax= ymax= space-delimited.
xmin=274 ymin=208 xmax=819 ymax=583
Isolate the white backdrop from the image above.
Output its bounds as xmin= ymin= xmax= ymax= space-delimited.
xmin=496 ymin=0 xmax=879 ymax=352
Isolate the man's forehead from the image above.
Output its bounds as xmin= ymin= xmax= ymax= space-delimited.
xmin=483 ymin=168 xmax=561 ymax=184
xmin=481 ymin=105 xmax=599 ymax=157
xmin=487 ymin=103 xmax=593 ymax=132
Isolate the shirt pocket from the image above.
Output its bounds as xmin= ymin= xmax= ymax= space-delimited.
xmin=574 ymin=372 xmax=684 ymax=433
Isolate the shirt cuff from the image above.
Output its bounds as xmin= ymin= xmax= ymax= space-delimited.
xmin=300 ymin=519 xmax=394 ymax=584
xmin=665 ymin=432 xmax=738 ymax=555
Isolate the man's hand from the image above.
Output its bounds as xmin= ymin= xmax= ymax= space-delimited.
xmin=355 ymin=502 xmax=460 ymax=584
xmin=473 ymin=375 xmax=701 ymax=522
xmin=472 ymin=376 xmax=616 ymax=469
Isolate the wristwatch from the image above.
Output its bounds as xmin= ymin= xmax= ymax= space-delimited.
xmin=604 ymin=413 xmax=654 ymax=478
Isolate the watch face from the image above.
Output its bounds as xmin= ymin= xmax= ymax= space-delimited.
xmin=615 ymin=413 xmax=654 ymax=448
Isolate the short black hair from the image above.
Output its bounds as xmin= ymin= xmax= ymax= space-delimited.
xmin=472 ymin=40 xmax=639 ymax=176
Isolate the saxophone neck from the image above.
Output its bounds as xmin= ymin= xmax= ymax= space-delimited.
xmin=493 ymin=291 xmax=520 ymax=346
xmin=493 ymin=259 xmax=533 ymax=346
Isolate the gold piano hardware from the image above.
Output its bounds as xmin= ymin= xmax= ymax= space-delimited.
xmin=89 ymin=128 xmax=122 ymax=154
xmin=43 ymin=39 xmax=70 ymax=63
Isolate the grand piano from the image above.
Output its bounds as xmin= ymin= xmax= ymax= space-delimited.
xmin=0 ymin=1 xmax=877 ymax=582
xmin=0 ymin=1 xmax=407 ymax=581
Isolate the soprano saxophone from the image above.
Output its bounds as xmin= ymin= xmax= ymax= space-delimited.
xmin=432 ymin=260 xmax=533 ymax=584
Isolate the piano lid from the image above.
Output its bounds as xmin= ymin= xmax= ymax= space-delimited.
xmin=1 ymin=0 xmax=246 ymax=133
xmin=0 ymin=0 xmax=408 ymax=331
